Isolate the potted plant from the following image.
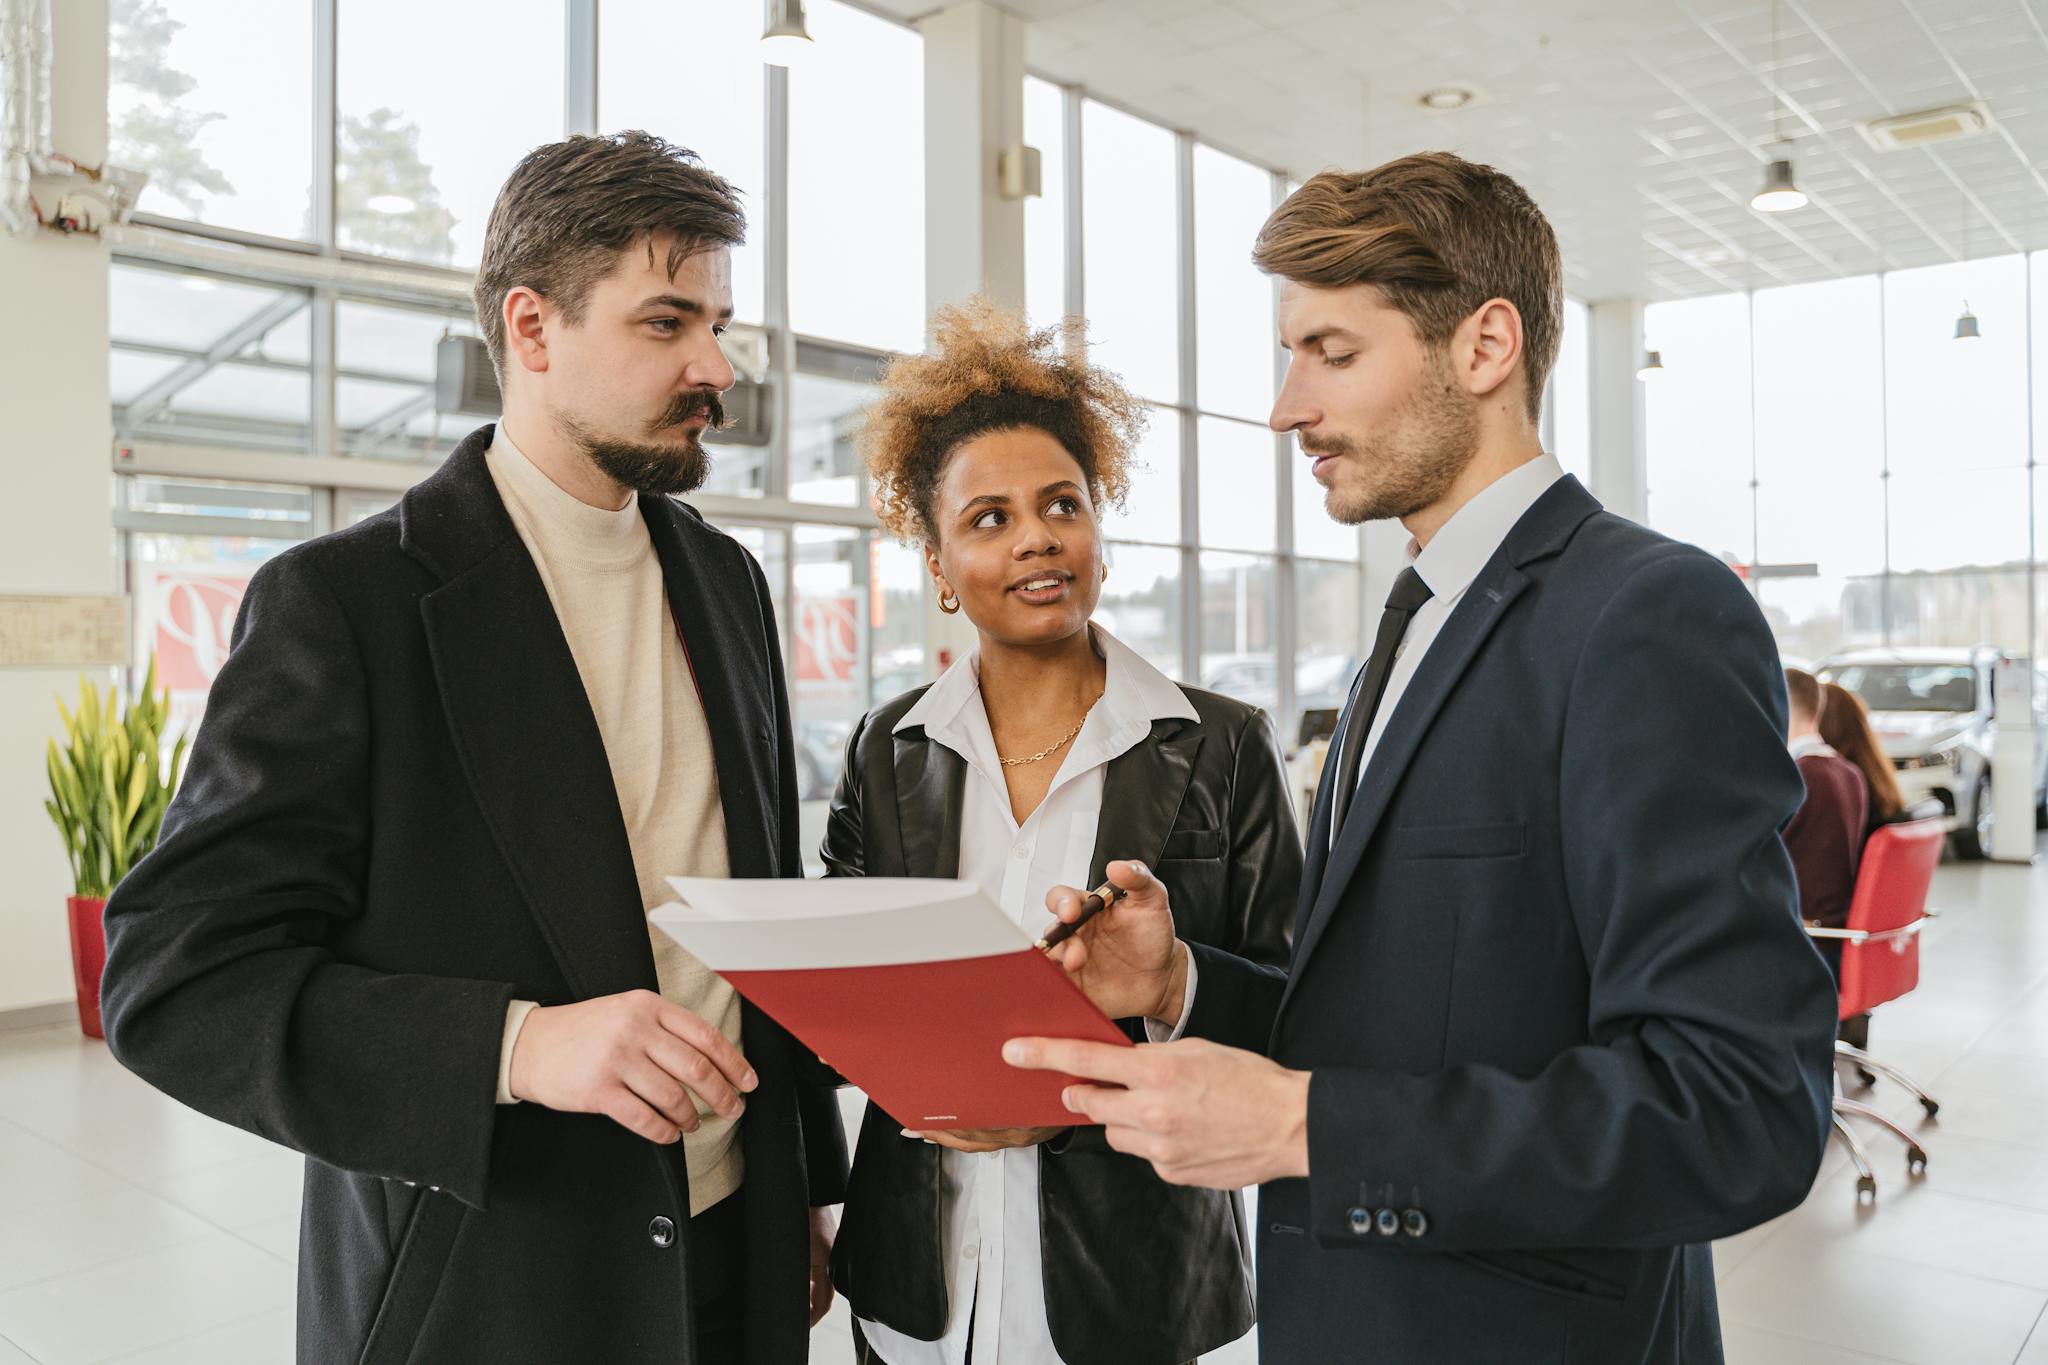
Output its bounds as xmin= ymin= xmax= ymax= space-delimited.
xmin=43 ymin=659 xmax=187 ymax=1038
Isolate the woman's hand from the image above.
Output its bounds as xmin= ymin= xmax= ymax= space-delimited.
xmin=1039 ymin=860 xmax=1188 ymax=1023
xmin=901 ymin=1126 xmax=1064 ymax=1153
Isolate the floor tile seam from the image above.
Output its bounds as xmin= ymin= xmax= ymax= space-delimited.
xmin=2014 ymin=1298 xmax=2048 ymax=1363
xmin=0 ymin=1112 xmax=292 ymax=1241
xmin=85 ymin=1302 xmax=287 ymax=1365
xmin=0 ymin=1218 xmax=239 ymax=1302
xmin=1721 ymin=1318 xmax=1921 ymax=1365
xmin=1724 ymin=1234 xmax=2048 ymax=1302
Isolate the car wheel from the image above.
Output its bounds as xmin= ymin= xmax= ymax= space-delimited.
xmin=1954 ymin=770 xmax=1993 ymax=860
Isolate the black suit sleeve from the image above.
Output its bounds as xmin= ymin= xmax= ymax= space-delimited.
xmin=1173 ymin=710 xmax=1302 ymax=1052
xmin=1056 ymin=706 xmax=1301 ymax=1156
xmin=1300 ymin=550 xmax=1837 ymax=1252
xmin=100 ymin=551 xmax=514 ymax=1210
xmin=747 ymin=549 xmax=848 ymax=1206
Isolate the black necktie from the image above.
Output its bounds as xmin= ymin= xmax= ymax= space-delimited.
xmin=1328 ymin=567 xmax=1435 ymax=837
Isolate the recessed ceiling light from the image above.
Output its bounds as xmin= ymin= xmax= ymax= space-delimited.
xmin=1419 ymin=87 xmax=1474 ymax=111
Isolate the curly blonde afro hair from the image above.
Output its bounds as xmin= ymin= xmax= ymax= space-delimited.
xmin=860 ymin=296 xmax=1148 ymax=543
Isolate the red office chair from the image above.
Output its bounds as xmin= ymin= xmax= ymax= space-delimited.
xmin=1805 ymin=818 xmax=1944 ymax=1204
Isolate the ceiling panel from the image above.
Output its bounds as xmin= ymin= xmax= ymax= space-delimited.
xmin=863 ymin=0 xmax=2048 ymax=301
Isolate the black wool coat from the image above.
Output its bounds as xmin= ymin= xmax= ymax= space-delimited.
xmin=103 ymin=425 xmax=847 ymax=1364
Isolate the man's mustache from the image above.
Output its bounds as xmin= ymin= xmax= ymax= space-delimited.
xmin=1300 ymin=433 xmax=1353 ymax=458
xmin=649 ymin=389 xmax=726 ymax=435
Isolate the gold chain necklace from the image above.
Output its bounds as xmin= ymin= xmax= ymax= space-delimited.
xmin=998 ymin=695 xmax=1103 ymax=768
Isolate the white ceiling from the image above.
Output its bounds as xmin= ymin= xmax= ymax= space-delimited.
xmin=864 ymin=0 xmax=2048 ymax=302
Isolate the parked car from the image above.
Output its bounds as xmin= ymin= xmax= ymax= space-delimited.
xmin=1817 ymin=646 xmax=2048 ymax=860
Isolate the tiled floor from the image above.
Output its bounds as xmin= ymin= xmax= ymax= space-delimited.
xmin=0 ymin=843 xmax=2042 ymax=1364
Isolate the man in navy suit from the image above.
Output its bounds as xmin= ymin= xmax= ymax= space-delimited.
xmin=1008 ymin=152 xmax=1837 ymax=1363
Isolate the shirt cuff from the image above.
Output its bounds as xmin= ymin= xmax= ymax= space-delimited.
xmin=497 ymin=999 xmax=540 ymax=1105
xmin=1143 ymin=943 xmax=1197 ymax=1043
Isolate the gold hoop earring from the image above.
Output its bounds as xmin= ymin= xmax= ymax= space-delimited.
xmin=1100 ymin=563 xmax=1109 ymax=583
xmin=938 ymin=590 xmax=961 ymax=615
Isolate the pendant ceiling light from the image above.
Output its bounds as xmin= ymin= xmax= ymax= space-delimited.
xmin=761 ymin=0 xmax=812 ymax=67
xmin=1637 ymin=349 xmax=1665 ymax=380
xmin=1953 ymin=204 xmax=1981 ymax=342
xmin=1752 ymin=158 xmax=1807 ymax=213
xmin=1752 ymin=0 xmax=1807 ymax=213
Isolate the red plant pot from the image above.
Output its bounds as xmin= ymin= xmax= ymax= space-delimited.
xmin=66 ymin=896 xmax=107 ymax=1040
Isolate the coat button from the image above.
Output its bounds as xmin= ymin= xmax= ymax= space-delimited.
xmin=1403 ymin=1208 xmax=1429 ymax=1238
xmin=648 ymin=1216 xmax=676 ymax=1248
xmin=1375 ymin=1207 xmax=1401 ymax=1237
xmin=1346 ymin=1205 xmax=1372 ymax=1235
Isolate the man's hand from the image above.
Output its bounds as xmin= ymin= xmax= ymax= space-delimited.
xmin=898 ymin=1126 xmax=1063 ymax=1154
xmin=808 ymin=1206 xmax=836 ymax=1327
xmin=1003 ymin=1036 xmax=1310 ymax=1189
xmin=508 ymin=990 xmax=756 ymax=1145
xmin=1040 ymin=860 xmax=1188 ymax=1023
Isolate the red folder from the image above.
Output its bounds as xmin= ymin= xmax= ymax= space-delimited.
xmin=652 ymin=878 xmax=1133 ymax=1129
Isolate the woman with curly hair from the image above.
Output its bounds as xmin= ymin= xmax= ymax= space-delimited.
xmin=820 ymin=299 xmax=1300 ymax=1365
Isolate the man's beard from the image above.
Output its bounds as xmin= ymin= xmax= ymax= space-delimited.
xmin=561 ymin=389 xmax=725 ymax=497
xmin=1308 ymin=358 xmax=1478 ymax=526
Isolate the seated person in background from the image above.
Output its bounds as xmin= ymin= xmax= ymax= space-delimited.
xmin=1818 ymin=680 xmax=1906 ymax=841
xmin=1818 ymin=679 xmax=1909 ymax=1052
xmin=1784 ymin=668 xmax=1869 ymax=980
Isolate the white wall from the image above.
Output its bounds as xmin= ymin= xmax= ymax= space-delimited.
xmin=0 ymin=0 xmax=114 ymax=1013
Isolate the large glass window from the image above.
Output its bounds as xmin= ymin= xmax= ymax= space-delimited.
xmin=1099 ymin=544 xmax=1181 ymax=677
xmin=1200 ymin=551 xmax=1278 ymax=713
xmin=1294 ymin=558 xmax=1363 ymax=742
xmin=1099 ymin=410 xmax=1181 ymax=546
xmin=336 ymin=298 xmax=477 ymax=461
xmin=120 ymin=478 xmax=312 ymax=737
xmin=1885 ymin=256 xmax=2029 ymax=476
xmin=1082 ymin=99 xmax=1178 ymax=405
xmin=110 ymin=264 xmax=314 ymax=452
xmin=600 ymin=0 xmax=767 ymax=324
xmin=110 ymin=0 xmax=314 ymax=241
xmin=788 ymin=372 xmax=875 ymax=507
xmin=1645 ymin=254 xmax=2042 ymax=663
xmin=1644 ymin=293 xmax=1753 ymax=564
xmin=1551 ymin=298 xmax=1592 ymax=485
xmin=336 ymin=0 xmax=564 ymax=267
xmin=1198 ymin=416 xmax=1278 ymax=554
xmin=1023 ymin=76 xmax=1068 ymax=333
xmin=788 ymin=0 xmax=925 ymax=353
xmin=1193 ymin=145 xmax=1276 ymax=423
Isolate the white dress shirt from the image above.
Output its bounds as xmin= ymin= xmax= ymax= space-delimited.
xmin=857 ymin=625 xmax=1198 ymax=1365
xmin=1338 ymin=454 xmax=1566 ymax=836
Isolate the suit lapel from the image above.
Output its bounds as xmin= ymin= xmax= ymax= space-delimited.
xmin=642 ymin=501 xmax=780 ymax=879
xmin=1279 ymin=476 xmax=1604 ymax=1015
xmin=1282 ymin=566 xmax=1530 ymax=1009
xmin=892 ymin=729 xmax=967 ymax=879
xmin=1087 ymin=718 xmax=1201 ymax=883
xmin=408 ymin=431 xmax=655 ymax=999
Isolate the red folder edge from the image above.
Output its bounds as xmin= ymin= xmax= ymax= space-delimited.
xmin=723 ymin=947 xmax=1134 ymax=1129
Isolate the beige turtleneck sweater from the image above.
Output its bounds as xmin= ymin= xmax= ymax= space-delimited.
xmin=486 ymin=427 xmax=743 ymax=1216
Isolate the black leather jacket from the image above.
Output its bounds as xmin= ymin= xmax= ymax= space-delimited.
xmin=820 ymin=679 xmax=1301 ymax=1365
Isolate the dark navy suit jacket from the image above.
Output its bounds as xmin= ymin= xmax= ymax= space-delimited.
xmin=1187 ymin=476 xmax=1837 ymax=1364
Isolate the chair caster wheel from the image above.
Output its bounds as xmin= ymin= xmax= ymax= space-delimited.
xmin=1907 ymin=1148 xmax=1928 ymax=1176
xmin=1855 ymin=1068 xmax=1877 ymax=1089
xmin=1919 ymin=1098 xmax=1940 ymax=1117
xmin=1856 ymin=1176 xmax=1877 ymax=1205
